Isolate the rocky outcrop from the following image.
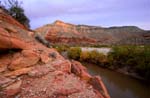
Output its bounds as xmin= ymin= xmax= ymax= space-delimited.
xmin=0 ymin=27 xmax=30 ymax=50
xmin=0 ymin=9 xmax=27 ymax=30
xmin=0 ymin=8 xmax=110 ymax=98
xmin=71 ymin=60 xmax=92 ymax=81
xmin=36 ymin=20 xmax=150 ymax=45
xmin=71 ymin=60 xmax=110 ymax=98
xmin=8 ymin=50 xmax=40 ymax=70
xmin=89 ymin=76 xmax=110 ymax=98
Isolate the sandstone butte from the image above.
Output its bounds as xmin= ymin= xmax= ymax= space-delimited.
xmin=0 ymin=8 xmax=110 ymax=98
xmin=36 ymin=20 xmax=150 ymax=45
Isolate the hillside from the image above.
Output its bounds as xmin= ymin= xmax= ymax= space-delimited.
xmin=0 ymin=8 xmax=109 ymax=98
xmin=36 ymin=20 xmax=150 ymax=45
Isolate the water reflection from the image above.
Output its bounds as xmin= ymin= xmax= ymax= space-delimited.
xmin=83 ymin=63 xmax=150 ymax=98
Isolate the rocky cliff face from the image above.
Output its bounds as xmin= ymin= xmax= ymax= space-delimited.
xmin=0 ymin=8 xmax=110 ymax=98
xmin=36 ymin=20 xmax=150 ymax=45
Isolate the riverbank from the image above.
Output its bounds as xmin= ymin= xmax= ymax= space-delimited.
xmin=83 ymin=63 xmax=150 ymax=98
xmin=57 ymin=45 xmax=150 ymax=82
xmin=114 ymin=67 xmax=146 ymax=81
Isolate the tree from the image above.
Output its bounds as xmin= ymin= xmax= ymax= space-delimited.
xmin=0 ymin=0 xmax=30 ymax=28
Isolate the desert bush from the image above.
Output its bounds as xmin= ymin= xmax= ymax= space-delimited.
xmin=80 ymin=51 xmax=90 ymax=61
xmin=108 ymin=45 xmax=150 ymax=80
xmin=67 ymin=47 xmax=81 ymax=60
xmin=89 ymin=50 xmax=107 ymax=66
xmin=89 ymin=50 xmax=100 ymax=64
xmin=35 ymin=34 xmax=51 ymax=47
xmin=67 ymin=46 xmax=150 ymax=81
xmin=79 ymin=50 xmax=108 ymax=66
xmin=0 ymin=0 xmax=30 ymax=28
xmin=135 ymin=46 xmax=150 ymax=80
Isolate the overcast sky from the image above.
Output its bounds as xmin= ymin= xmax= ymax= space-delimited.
xmin=20 ymin=0 xmax=149 ymax=30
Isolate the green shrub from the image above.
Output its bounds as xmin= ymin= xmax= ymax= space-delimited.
xmin=89 ymin=50 xmax=107 ymax=66
xmin=1 ymin=0 xmax=30 ymax=28
xmin=67 ymin=47 xmax=81 ymax=60
xmin=80 ymin=51 xmax=90 ymax=61
xmin=108 ymin=45 xmax=150 ymax=81
xmin=89 ymin=50 xmax=100 ymax=64
xmin=135 ymin=46 xmax=150 ymax=80
xmin=79 ymin=50 xmax=108 ymax=67
xmin=67 ymin=46 xmax=150 ymax=81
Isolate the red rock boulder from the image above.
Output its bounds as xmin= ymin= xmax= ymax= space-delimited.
xmin=0 ymin=27 xmax=30 ymax=50
xmin=51 ymin=59 xmax=71 ymax=73
xmin=71 ymin=60 xmax=91 ymax=81
xmin=8 ymin=50 xmax=40 ymax=70
xmin=0 ymin=54 xmax=12 ymax=72
xmin=89 ymin=76 xmax=110 ymax=98
xmin=3 ymin=80 xmax=22 ymax=97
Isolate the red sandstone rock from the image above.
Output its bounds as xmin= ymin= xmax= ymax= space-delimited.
xmin=0 ymin=76 xmax=13 ymax=86
xmin=4 ymin=68 xmax=32 ymax=78
xmin=28 ymin=65 xmax=51 ymax=77
xmin=36 ymin=20 xmax=148 ymax=45
xmin=94 ymin=90 xmax=105 ymax=98
xmin=89 ymin=76 xmax=110 ymax=98
xmin=0 ymin=27 xmax=11 ymax=49
xmin=53 ymin=88 xmax=81 ymax=96
xmin=9 ymin=50 xmax=40 ymax=70
xmin=10 ymin=38 xmax=30 ymax=49
xmin=18 ymin=72 xmax=99 ymax=98
xmin=0 ymin=8 xmax=110 ymax=98
xmin=0 ymin=9 xmax=27 ymax=30
xmin=4 ymin=80 xmax=22 ymax=97
xmin=0 ymin=54 xmax=12 ymax=72
xmin=71 ymin=60 xmax=92 ymax=81
xmin=40 ymin=52 xmax=52 ymax=63
xmin=0 ymin=64 xmax=7 ymax=73
xmin=28 ymin=31 xmax=34 ymax=37
xmin=0 ymin=9 xmax=32 ymax=50
xmin=51 ymin=59 xmax=71 ymax=73
xmin=0 ymin=27 xmax=30 ymax=50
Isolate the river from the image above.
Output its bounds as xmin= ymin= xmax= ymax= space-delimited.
xmin=61 ymin=47 xmax=150 ymax=98
xmin=83 ymin=63 xmax=150 ymax=98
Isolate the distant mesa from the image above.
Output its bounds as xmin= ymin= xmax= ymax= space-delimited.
xmin=36 ymin=20 xmax=150 ymax=45
xmin=53 ymin=20 xmax=65 ymax=25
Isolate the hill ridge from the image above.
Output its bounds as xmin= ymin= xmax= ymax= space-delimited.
xmin=36 ymin=20 xmax=150 ymax=45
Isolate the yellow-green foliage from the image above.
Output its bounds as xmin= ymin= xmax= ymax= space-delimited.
xmin=80 ymin=50 xmax=107 ymax=66
xmin=108 ymin=45 xmax=150 ymax=80
xmin=68 ymin=49 xmax=107 ymax=66
xmin=80 ymin=51 xmax=90 ymax=61
xmin=67 ymin=47 xmax=81 ymax=60
xmin=67 ymin=46 xmax=150 ymax=81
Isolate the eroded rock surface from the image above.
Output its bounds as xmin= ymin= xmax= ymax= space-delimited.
xmin=9 ymin=50 xmax=40 ymax=70
xmin=0 ymin=8 xmax=110 ymax=98
xmin=36 ymin=20 xmax=150 ymax=45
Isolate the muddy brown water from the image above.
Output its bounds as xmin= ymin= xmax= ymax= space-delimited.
xmin=83 ymin=63 xmax=150 ymax=98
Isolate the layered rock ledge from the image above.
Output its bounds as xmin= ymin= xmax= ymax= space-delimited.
xmin=36 ymin=20 xmax=150 ymax=45
xmin=0 ymin=8 xmax=110 ymax=98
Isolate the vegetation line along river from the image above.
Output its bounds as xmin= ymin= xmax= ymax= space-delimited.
xmin=60 ymin=47 xmax=150 ymax=98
